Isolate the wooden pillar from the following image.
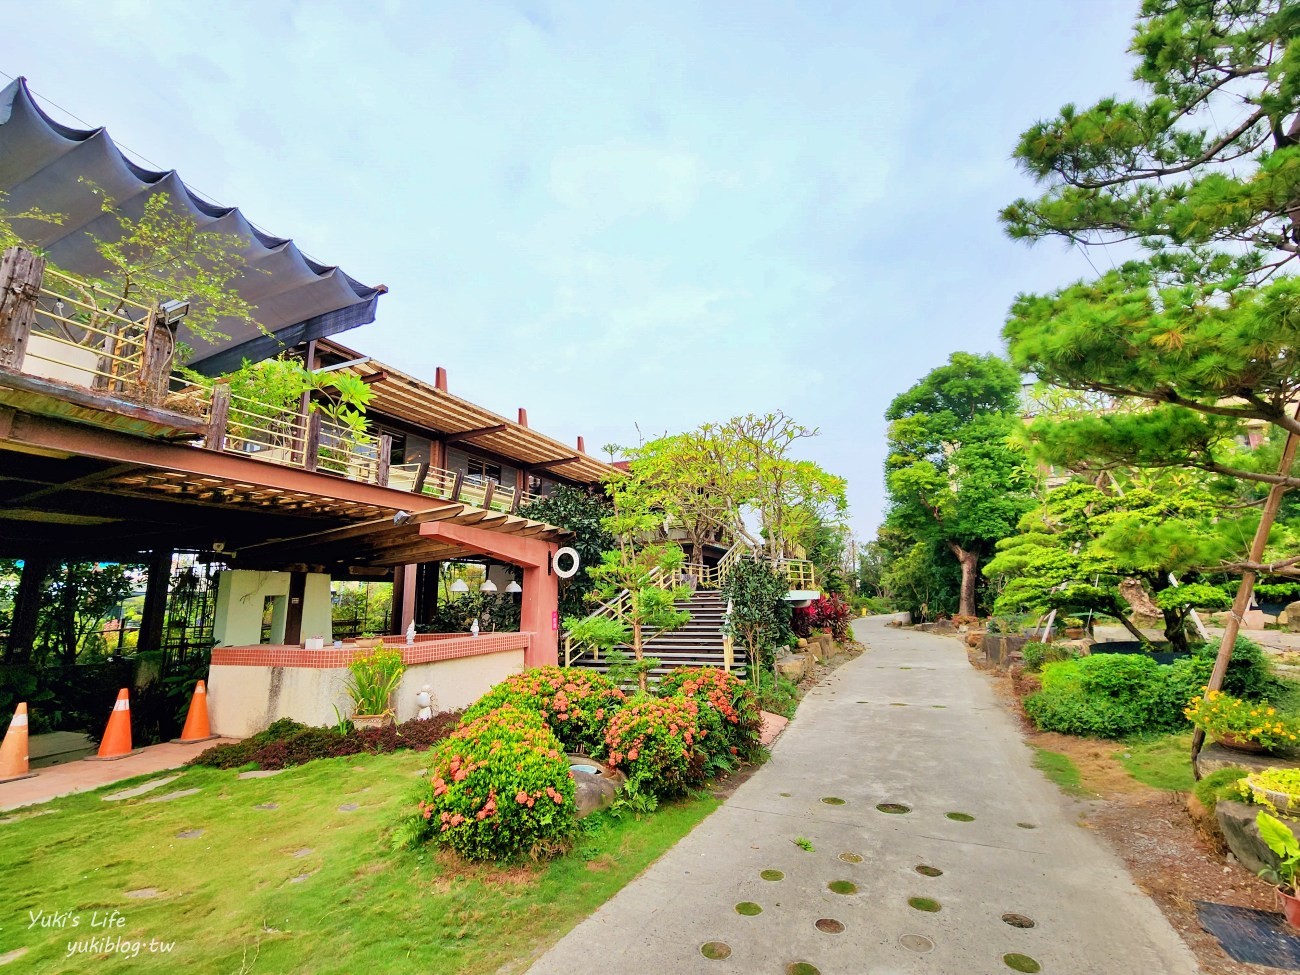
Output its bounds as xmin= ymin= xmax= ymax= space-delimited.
xmin=6 ymin=554 xmax=51 ymax=662
xmin=205 ymin=383 xmax=231 ymax=450
xmin=139 ymin=311 xmax=177 ymax=405
xmin=377 ymin=433 xmax=393 ymax=487
xmin=391 ymin=564 xmax=416 ymax=635
xmin=0 ymin=246 xmax=45 ymax=373
xmin=283 ymin=571 xmax=307 ymax=646
xmin=138 ymin=549 xmax=172 ymax=654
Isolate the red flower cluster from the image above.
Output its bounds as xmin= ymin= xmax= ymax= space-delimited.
xmin=603 ymin=696 xmax=705 ymax=798
xmin=464 ymin=666 xmax=625 ymax=754
xmin=793 ymin=594 xmax=851 ymax=641
xmin=657 ymin=667 xmax=763 ymax=763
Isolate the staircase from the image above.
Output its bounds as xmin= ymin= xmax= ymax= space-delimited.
xmin=569 ymin=589 xmax=744 ymax=683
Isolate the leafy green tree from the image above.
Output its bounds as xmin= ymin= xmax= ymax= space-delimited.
xmin=565 ymin=476 xmax=690 ymax=695
xmin=1001 ymin=0 xmax=1300 ymax=704
xmin=884 ymin=352 xmax=1033 ymax=617
xmin=985 ymin=478 xmax=1239 ymax=649
xmin=721 ymin=557 xmax=792 ymax=681
xmin=31 ymin=562 xmax=138 ymax=666
xmin=623 ymin=431 xmax=734 ymax=564
xmin=517 ymin=485 xmax=614 ymax=619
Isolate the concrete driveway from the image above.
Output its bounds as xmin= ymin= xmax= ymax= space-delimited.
xmin=526 ymin=617 xmax=1199 ymax=975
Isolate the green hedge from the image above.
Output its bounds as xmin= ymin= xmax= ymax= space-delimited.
xmin=1024 ymin=638 xmax=1279 ymax=739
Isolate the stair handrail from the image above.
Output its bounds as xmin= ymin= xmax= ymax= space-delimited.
xmin=563 ymin=565 xmax=675 ymax=667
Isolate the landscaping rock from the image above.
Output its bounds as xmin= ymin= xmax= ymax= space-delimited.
xmin=1284 ymin=601 xmax=1300 ymax=632
xmin=1195 ymin=742 xmax=1300 ymax=780
xmin=237 ymin=770 xmax=283 ymax=780
xmin=572 ymin=763 xmax=625 ymax=818
xmin=796 ymin=638 xmax=808 ymax=648
xmin=176 ymin=829 xmax=204 ymax=839
xmin=145 ymin=789 xmax=201 ymax=804
xmin=1216 ymin=799 xmax=1288 ymax=876
xmin=776 ymin=653 xmax=810 ymax=680
xmin=125 ymin=888 xmax=159 ymax=899
xmin=103 ymin=775 xmax=181 ymax=802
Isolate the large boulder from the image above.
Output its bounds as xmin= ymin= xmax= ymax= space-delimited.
xmin=775 ymin=652 xmax=811 ymax=681
xmin=1283 ymin=601 xmax=1300 ymax=633
xmin=1217 ymin=799 xmax=1289 ymax=876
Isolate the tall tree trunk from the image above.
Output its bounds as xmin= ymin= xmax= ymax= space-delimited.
xmin=1149 ymin=575 xmax=1188 ymax=652
xmin=59 ymin=566 xmax=78 ymax=666
xmin=632 ymin=620 xmax=646 ymax=696
xmin=1193 ymin=403 xmax=1300 ymax=771
xmin=948 ymin=543 xmax=979 ymax=618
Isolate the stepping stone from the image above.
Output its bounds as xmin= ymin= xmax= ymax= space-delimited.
xmin=103 ymin=775 xmax=180 ymax=801
xmin=145 ymin=789 xmax=201 ymax=804
xmin=290 ymin=872 xmax=315 ymax=884
xmin=0 ymin=809 xmax=56 ymax=825
xmin=291 ymin=847 xmax=313 ymax=858
xmin=0 ymin=947 xmax=28 ymax=965
xmin=125 ymin=887 xmax=159 ymax=899
xmin=237 ymin=770 xmax=283 ymax=780
xmin=177 ymin=829 xmax=204 ymax=839
xmin=337 ymin=803 xmax=359 ymax=812
xmin=254 ymin=802 xmax=279 ymax=811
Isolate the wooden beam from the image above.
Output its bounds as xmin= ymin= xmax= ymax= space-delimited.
xmin=235 ymin=503 xmax=467 ymax=555
xmin=5 ymin=462 xmax=138 ymax=505
xmin=447 ymin=424 xmax=507 ymax=445
xmin=527 ymin=455 xmax=580 ymax=471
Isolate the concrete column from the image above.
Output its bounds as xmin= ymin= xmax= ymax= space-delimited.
xmin=520 ymin=562 xmax=559 ymax=667
xmin=391 ymin=564 xmax=416 ymax=635
xmin=138 ymin=549 xmax=172 ymax=654
xmin=6 ymin=555 xmax=51 ymax=662
xmin=283 ymin=571 xmax=307 ymax=646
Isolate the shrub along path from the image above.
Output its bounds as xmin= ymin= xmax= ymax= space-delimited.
xmin=527 ymin=617 xmax=1198 ymax=975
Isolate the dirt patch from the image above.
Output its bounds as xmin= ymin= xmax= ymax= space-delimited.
xmin=432 ymin=849 xmax=542 ymax=889
xmin=584 ymin=855 xmax=616 ymax=872
xmin=985 ymin=666 xmax=1281 ymax=975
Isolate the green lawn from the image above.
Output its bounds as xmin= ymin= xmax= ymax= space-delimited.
xmin=1031 ymin=747 xmax=1092 ymax=798
xmin=0 ymin=750 xmax=717 ymax=973
xmin=1116 ymin=733 xmax=1196 ymax=792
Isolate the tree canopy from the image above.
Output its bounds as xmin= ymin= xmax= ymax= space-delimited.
xmin=884 ymin=352 xmax=1033 ymax=617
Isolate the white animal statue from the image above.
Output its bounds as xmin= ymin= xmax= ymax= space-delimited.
xmin=415 ymin=685 xmax=436 ymax=720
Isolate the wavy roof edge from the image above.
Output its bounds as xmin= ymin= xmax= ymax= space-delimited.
xmin=0 ymin=77 xmax=386 ymax=369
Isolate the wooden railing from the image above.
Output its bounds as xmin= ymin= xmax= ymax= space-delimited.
xmin=563 ymin=566 xmax=674 ymax=667
xmin=0 ymin=247 xmax=176 ymax=406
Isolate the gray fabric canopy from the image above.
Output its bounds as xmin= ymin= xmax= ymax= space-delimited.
xmin=0 ymin=77 xmax=385 ymax=374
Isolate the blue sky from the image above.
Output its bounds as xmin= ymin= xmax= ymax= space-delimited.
xmin=2 ymin=1 xmax=1139 ymax=540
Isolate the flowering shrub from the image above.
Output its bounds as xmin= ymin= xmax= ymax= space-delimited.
xmin=604 ymin=695 xmax=705 ymax=798
xmin=793 ymin=595 xmax=852 ymax=641
xmin=462 ymin=666 xmax=625 ymax=754
xmin=1184 ymin=691 xmax=1299 ymax=751
xmin=408 ymin=705 xmax=576 ymax=861
xmin=657 ymin=667 xmax=763 ymax=763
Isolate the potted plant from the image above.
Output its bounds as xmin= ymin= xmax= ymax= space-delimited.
xmin=1245 ymin=768 xmax=1300 ymax=815
xmin=1062 ymin=616 xmax=1086 ymax=639
xmin=345 ymin=645 xmax=405 ymax=729
xmin=1183 ymin=691 xmax=1299 ymax=754
xmin=1257 ymin=811 xmax=1300 ymax=928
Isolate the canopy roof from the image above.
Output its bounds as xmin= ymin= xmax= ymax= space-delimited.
xmin=318 ymin=339 xmax=618 ymax=486
xmin=0 ymin=77 xmax=385 ymax=374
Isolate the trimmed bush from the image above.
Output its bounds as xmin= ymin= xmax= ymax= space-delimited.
xmin=462 ymin=666 xmax=625 ymax=754
xmin=604 ymin=695 xmax=705 ymax=798
xmin=411 ymin=705 xmax=577 ymax=861
xmin=1021 ymin=641 xmax=1077 ymax=673
xmin=657 ymin=667 xmax=763 ymax=764
xmin=1024 ymin=654 xmax=1183 ymax=738
xmin=187 ymin=714 xmax=458 ymax=770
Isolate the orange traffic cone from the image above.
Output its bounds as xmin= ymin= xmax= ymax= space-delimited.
xmin=0 ymin=703 xmax=36 ymax=783
xmin=86 ymin=688 xmax=135 ymax=761
xmin=172 ymin=680 xmax=217 ymax=744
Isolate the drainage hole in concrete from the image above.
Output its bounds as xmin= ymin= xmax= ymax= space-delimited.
xmin=839 ymin=852 xmax=863 ymax=863
xmin=889 ymin=702 xmax=909 ymax=707
xmin=815 ymin=918 xmax=845 ymax=934
xmin=700 ymin=942 xmax=731 ymax=960
xmin=735 ymin=902 xmax=763 ymax=916
xmin=786 ymin=963 xmax=821 ymax=975
xmin=915 ymin=865 xmax=943 ymax=877
xmin=876 ymin=802 xmax=911 ymax=814
xmin=779 ymin=792 xmax=792 ymax=797
xmin=828 ymin=880 xmax=857 ymax=895
xmin=899 ymin=934 xmax=934 ymax=953
xmin=931 ymin=705 xmax=947 ymax=709
xmin=1002 ymin=913 xmax=1036 ymax=929
xmin=908 ymin=897 xmax=942 ymax=912
xmin=821 ymin=796 xmax=846 ymax=805
xmin=1003 ymin=954 xmax=1041 ymax=973
xmin=1016 ymin=822 xmax=1037 ymax=830
xmin=946 ymin=811 xmax=975 ymax=822
xmin=899 ymin=666 xmax=913 ymax=670
xmin=760 ymin=869 xmax=784 ymax=881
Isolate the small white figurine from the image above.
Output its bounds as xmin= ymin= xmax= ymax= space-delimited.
xmin=415 ymin=685 xmax=435 ymax=720
xmin=406 ymin=619 xmax=416 ymax=646
xmin=470 ymin=618 xmax=480 ymax=638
